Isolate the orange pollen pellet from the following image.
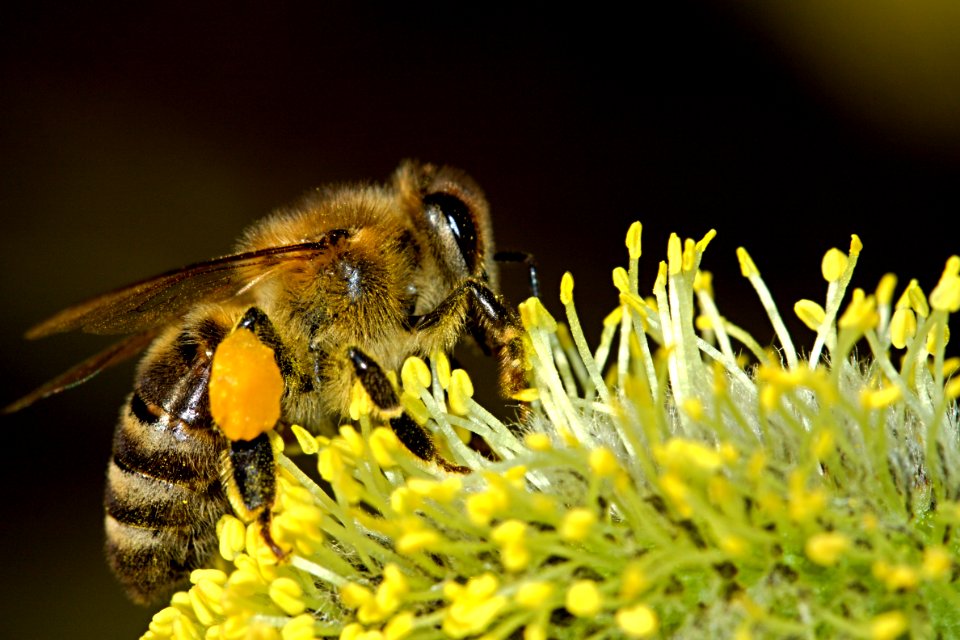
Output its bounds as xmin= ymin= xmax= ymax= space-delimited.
xmin=209 ymin=327 xmax=284 ymax=441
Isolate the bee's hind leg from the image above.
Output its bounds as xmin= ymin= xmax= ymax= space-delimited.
xmin=219 ymin=307 xmax=300 ymax=559
xmin=347 ymin=347 xmax=469 ymax=474
xmin=224 ymin=433 xmax=286 ymax=558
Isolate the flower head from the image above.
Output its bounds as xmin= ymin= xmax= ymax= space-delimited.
xmin=143 ymin=225 xmax=958 ymax=640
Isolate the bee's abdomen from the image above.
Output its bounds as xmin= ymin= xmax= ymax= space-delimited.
xmin=104 ymin=386 xmax=228 ymax=604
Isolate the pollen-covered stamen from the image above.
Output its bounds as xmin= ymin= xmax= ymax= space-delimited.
xmin=142 ymin=221 xmax=957 ymax=640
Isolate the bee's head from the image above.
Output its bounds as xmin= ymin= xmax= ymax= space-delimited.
xmin=396 ymin=160 xmax=498 ymax=291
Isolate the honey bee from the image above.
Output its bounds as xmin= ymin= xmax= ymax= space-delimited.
xmin=5 ymin=161 xmax=530 ymax=604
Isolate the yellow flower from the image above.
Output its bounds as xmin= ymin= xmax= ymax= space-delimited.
xmin=140 ymin=220 xmax=958 ymax=640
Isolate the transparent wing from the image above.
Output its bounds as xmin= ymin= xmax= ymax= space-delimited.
xmin=2 ymin=330 xmax=161 ymax=414
xmin=26 ymin=240 xmax=333 ymax=338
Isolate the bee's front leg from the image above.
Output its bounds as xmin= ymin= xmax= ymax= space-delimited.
xmin=348 ymin=347 xmax=470 ymax=473
xmin=414 ymin=279 xmax=527 ymax=398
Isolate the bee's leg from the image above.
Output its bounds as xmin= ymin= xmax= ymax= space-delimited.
xmin=347 ymin=347 xmax=470 ymax=473
xmin=414 ymin=279 xmax=527 ymax=398
xmin=220 ymin=307 xmax=299 ymax=557
xmin=494 ymin=250 xmax=540 ymax=299
xmin=223 ymin=432 xmax=286 ymax=557
xmin=235 ymin=307 xmax=307 ymax=390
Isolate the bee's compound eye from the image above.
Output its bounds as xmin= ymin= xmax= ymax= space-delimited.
xmin=423 ymin=192 xmax=478 ymax=272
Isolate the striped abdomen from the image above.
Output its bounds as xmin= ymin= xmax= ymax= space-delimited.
xmin=104 ymin=325 xmax=229 ymax=604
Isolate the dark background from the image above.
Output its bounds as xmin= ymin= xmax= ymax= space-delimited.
xmin=2 ymin=3 xmax=958 ymax=638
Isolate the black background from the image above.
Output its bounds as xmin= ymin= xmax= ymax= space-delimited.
xmin=2 ymin=3 xmax=958 ymax=638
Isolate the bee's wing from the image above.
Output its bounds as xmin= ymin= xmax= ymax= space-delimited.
xmin=26 ymin=241 xmax=331 ymax=338
xmin=2 ymin=329 xmax=161 ymax=414
xmin=6 ymin=240 xmax=336 ymax=414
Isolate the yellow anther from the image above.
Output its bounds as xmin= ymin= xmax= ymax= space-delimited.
xmin=560 ymin=271 xmax=575 ymax=305
xmin=869 ymin=611 xmax=908 ymax=640
xmin=282 ymin=614 xmax=316 ymax=640
xmin=369 ymin=427 xmax=400 ymax=468
xmin=794 ymin=299 xmax=826 ymax=331
xmin=349 ymin=379 xmax=374 ymax=420
xmin=682 ymin=397 xmax=704 ymax=421
xmin=931 ymin=257 xmax=960 ymax=312
xmin=945 ymin=376 xmax=960 ymax=400
xmin=612 ymin=267 xmax=630 ymax=294
xmin=873 ymin=561 xmax=919 ymax=591
xmin=616 ymin=603 xmax=659 ymax=638
xmin=318 ymin=446 xmax=345 ymax=483
xmin=270 ymin=577 xmax=306 ymax=616
xmin=860 ymin=384 xmax=902 ymax=410
xmin=217 ymin=514 xmax=246 ymax=562
xmin=659 ymin=472 xmax=692 ymax=518
xmin=442 ymin=574 xmax=506 ymax=638
xmin=805 ymin=532 xmax=849 ymax=566
xmin=407 ymin=476 xmax=462 ymax=503
xmin=876 ymin=273 xmax=897 ymax=307
xmin=849 ymin=234 xmax=863 ymax=256
xmin=376 ymin=564 xmax=409 ymax=613
xmin=434 ymin=351 xmax=452 ymax=389
xmin=667 ymin=233 xmax=682 ymax=275
xmin=788 ymin=472 xmax=826 ymax=521
xmin=696 ymin=228 xmax=717 ymax=253
xmin=401 ymin=357 xmax=432 ymax=392
xmin=559 ymin=508 xmax=596 ymax=541
xmin=290 ymin=425 xmax=319 ymax=455
xmin=626 ymin=221 xmax=642 ymax=259
xmin=340 ymin=583 xmax=374 ymax=609
xmin=465 ymin=487 xmax=509 ymax=526
xmin=655 ymin=438 xmax=722 ymax=472
xmin=681 ymin=237 xmax=697 ymax=272
xmin=620 ymin=292 xmax=649 ymax=320
xmin=524 ymin=432 xmax=552 ymax=451
xmin=519 ymin=297 xmax=558 ymax=332
xmin=589 ymin=446 xmax=619 ymax=477
xmin=448 ymin=369 xmax=474 ymax=416
xmin=921 ymin=546 xmax=952 ymax=580
xmin=926 ymin=324 xmax=950 ymax=355
xmin=654 ymin=261 xmax=667 ymax=292
xmin=190 ymin=568 xmax=227 ymax=586
xmin=838 ymin=288 xmax=879 ymax=331
xmin=810 ymin=429 xmax=835 ymax=459
xmin=943 ymin=357 xmax=960 ymax=377
xmin=565 ymin=580 xmax=603 ymax=617
xmin=384 ymin=612 xmax=415 ymax=640
xmin=620 ymin=562 xmax=649 ymax=600
xmin=339 ymin=623 xmax=364 ymax=640
xmin=340 ymin=425 xmax=366 ymax=457
xmin=504 ymin=465 xmax=527 ymax=484
xmin=890 ymin=308 xmax=917 ymax=349
xmin=515 ymin=581 xmax=554 ymax=609
xmin=693 ymin=270 xmax=713 ymax=294
xmin=188 ymin=584 xmax=218 ymax=626
xmin=400 ymin=392 xmax=430 ymax=426
xmin=491 ymin=519 xmax=526 ymax=545
xmin=603 ymin=306 xmax=624 ymax=327
xmin=511 ymin=388 xmax=540 ymax=402
xmin=821 ymin=247 xmax=848 ymax=282
xmin=390 ymin=487 xmax=418 ymax=515
xmin=906 ymin=280 xmax=930 ymax=317
xmin=396 ymin=529 xmax=440 ymax=554
xmin=736 ymin=247 xmax=759 ymax=278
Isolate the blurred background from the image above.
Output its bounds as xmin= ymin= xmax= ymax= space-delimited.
xmin=2 ymin=2 xmax=958 ymax=637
